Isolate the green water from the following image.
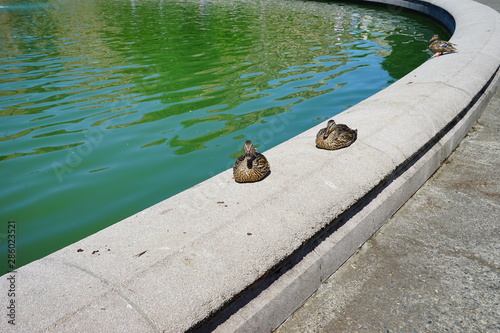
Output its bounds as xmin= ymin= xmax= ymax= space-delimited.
xmin=0 ymin=0 xmax=448 ymax=273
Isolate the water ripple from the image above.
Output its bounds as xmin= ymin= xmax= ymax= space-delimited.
xmin=0 ymin=0 xmax=449 ymax=270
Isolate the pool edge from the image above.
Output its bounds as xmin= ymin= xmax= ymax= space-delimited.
xmin=2 ymin=1 xmax=499 ymax=332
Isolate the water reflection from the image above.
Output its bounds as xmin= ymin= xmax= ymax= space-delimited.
xmin=0 ymin=0 xmax=448 ymax=271
xmin=1 ymin=0 xmax=437 ymax=155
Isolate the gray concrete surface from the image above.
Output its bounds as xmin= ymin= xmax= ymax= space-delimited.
xmin=276 ymin=76 xmax=500 ymax=333
xmin=1 ymin=1 xmax=499 ymax=332
xmin=276 ymin=1 xmax=500 ymax=332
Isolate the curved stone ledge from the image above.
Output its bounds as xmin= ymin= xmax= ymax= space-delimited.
xmin=2 ymin=1 xmax=499 ymax=332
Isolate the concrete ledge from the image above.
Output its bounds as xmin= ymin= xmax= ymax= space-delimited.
xmin=2 ymin=1 xmax=499 ymax=332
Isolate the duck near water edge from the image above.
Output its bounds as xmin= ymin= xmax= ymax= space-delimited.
xmin=316 ymin=119 xmax=357 ymax=150
xmin=233 ymin=140 xmax=270 ymax=183
xmin=429 ymin=34 xmax=457 ymax=58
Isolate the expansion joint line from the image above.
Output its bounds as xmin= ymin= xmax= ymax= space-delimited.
xmin=60 ymin=260 xmax=161 ymax=333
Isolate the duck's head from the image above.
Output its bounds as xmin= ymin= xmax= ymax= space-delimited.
xmin=429 ymin=34 xmax=439 ymax=41
xmin=324 ymin=119 xmax=337 ymax=139
xmin=243 ymin=140 xmax=256 ymax=158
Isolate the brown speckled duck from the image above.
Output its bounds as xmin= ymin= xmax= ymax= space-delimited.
xmin=233 ymin=140 xmax=270 ymax=183
xmin=429 ymin=34 xmax=457 ymax=58
xmin=316 ymin=119 xmax=357 ymax=150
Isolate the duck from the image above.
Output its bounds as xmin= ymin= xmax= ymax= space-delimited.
xmin=233 ymin=140 xmax=270 ymax=183
xmin=316 ymin=119 xmax=357 ymax=150
xmin=429 ymin=34 xmax=457 ymax=58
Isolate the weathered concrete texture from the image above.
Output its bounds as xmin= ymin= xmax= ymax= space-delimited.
xmin=276 ymin=2 xmax=500 ymax=332
xmin=217 ymin=75 xmax=500 ymax=333
xmin=1 ymin=1 xmax=499 ymax=332
xmin=276 ymin=77 xmax=500 ymax=333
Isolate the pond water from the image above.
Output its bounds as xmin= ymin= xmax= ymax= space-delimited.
xmin=0 ymin=0 xmax=448 ymax=272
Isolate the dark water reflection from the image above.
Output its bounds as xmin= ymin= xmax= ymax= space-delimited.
xmin=0 ymin=0 xmax=448 ymax=270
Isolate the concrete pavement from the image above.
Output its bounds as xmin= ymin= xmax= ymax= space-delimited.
xmin=276 ymin=79 xmax=499 ymax=333
xmin=276 ymin=1 xmax=500 ymax=332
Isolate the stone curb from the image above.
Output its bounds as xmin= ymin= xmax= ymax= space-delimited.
xmin=1 ymin=1 xmax=499 ymax=332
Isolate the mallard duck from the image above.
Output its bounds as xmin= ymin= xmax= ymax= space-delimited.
xmin=316 ymin=119 xmax=357 ymax=150
xmin=429 ymin=34 xmax=457 ymax=58
xmin=233 ymin=140 xmax=270 ymax=183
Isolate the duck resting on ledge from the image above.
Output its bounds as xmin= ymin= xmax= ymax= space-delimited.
xmin=233 ymin=140 xmax=270 ymax=183
xmin=429 ymin=34 xmax=457 ymax=58
xmin=316 ymin=119 xmax=357 ymax=150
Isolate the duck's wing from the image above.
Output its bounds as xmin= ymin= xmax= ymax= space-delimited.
xmin=253 ymin=153 xmax=270 ymax=174
xmin=440 ymin=41 xmax=456 ymax=50
xmin=338 ymin=130 xmax=356 ymax=143
xmin=335 ymin=124 xmax=353 ymax=132
xmin=434 ymin=40 xmax=457 ymax=52
xmin=233 ymin=154 xmax=246 ymax=171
